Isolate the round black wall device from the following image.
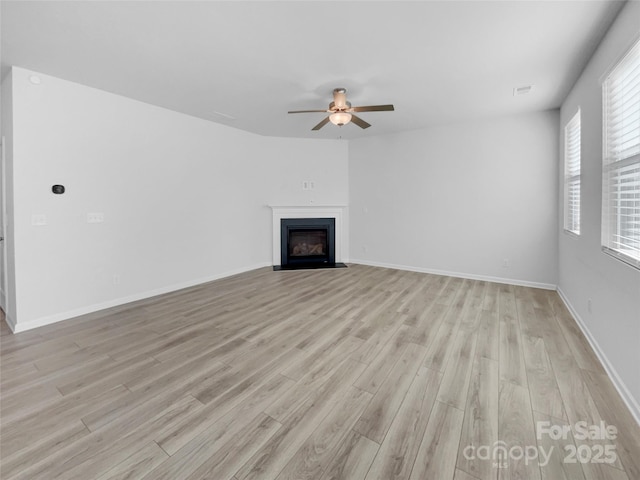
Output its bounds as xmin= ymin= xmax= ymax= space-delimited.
xmin=52 ymin=185 xmax=65 ymax=194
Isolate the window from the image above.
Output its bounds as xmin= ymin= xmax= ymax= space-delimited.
xmin=602 ymin=38 xmax=640 ymax=269
xmin=564 ymin=111 xmax=581 ymax=235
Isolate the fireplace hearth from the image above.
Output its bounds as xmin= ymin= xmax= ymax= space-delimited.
xmin=275 ymin=218 xmax=346 ymax=270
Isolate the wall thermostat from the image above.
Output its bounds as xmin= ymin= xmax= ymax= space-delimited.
xmin=52 ymin=185 xmax=65 ymax=194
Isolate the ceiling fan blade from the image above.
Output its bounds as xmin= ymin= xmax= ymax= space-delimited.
xmin=351 ymin=104 xmax=395 ymax=112
xmin=350 ymin=114 xmax=371 ymax=129
xmin=288 ymin=109 xmax=329 ymax=114
xmin=312 ymin=117 xmax=331 ymax=130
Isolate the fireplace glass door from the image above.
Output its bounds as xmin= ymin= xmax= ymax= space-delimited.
xmin=280 ymin=218 xmax=335 ymax=268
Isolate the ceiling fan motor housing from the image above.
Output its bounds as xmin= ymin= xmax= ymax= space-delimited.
xmin=329 ymin=101 xmax=352 ymax=112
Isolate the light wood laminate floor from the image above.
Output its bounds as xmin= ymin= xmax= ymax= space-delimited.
xmin=1 ymin=264 xmax=639 ymax=480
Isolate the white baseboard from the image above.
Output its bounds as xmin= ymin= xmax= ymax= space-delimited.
xmin=349 ymin=259 xmax=557 ymax=290
xmin=3 ymin=310 xmax=17 ymax=332
xmin=556 ymin=288 xmax=640 ymax=426
xmin=11 ymin=262 xmax=271 ymax=333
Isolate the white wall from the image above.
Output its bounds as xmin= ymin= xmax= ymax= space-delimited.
xmin=349 ymin=110 xmax=559 ymax=288
xmin=1 ymin=71 xmax=17 ymax=325
xmin=6 ymin=67 xmax=348 ymax=331
xmin=558 ymin=0 xmax=640 ymax=419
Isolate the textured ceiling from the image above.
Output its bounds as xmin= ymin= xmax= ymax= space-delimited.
xmin=0 ymin=0 xmax=626 ymax=139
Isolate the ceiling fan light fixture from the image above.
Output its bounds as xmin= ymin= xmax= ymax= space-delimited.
xmin=329 ymin=111 xmax=352 ymax=126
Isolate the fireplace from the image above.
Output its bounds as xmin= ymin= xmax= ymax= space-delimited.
xmin=278 ymin=218 xmax=336 ymax=269
xmin=269 ymin=205 xmax=347 ymax=270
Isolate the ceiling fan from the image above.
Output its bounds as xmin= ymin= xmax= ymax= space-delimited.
xmin=288 ymin=88 xmax=394 ymax=130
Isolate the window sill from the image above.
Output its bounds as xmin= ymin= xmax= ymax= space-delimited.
xmin=601 ymin=246 xmax=640 ymax=270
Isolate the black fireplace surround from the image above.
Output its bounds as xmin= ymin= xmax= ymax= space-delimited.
xmin=276 ymin=217 xmax=345 ymax=270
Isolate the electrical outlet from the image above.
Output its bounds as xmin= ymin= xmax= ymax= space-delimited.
xmin=362 ymin=245 xmax=368 ymax=253
xmin=309 ymin=181 xmax=315 ymax=190
xmin=87 ymin=212 xmax=104 ymax=223
xmin=113 ymin=274 xmax=120 ymax=285
xmin=587 ymin=298 xmax=592 ymax=314
xmin=502 ymin=258 xmax=510 ymax=268
xmin=302 ymin=181 xmax=308 ymax=190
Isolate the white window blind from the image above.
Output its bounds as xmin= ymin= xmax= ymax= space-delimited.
xmin=602 ymin=38 xmax=640 ymax=269
xmin=564 ymin=111 xmax=581 ymax=235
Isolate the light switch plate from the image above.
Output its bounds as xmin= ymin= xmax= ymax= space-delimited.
xmin=32 ymin=214 xmax=47 ymax=226
xmin=87 ymin=212 xmax=104 ymax=223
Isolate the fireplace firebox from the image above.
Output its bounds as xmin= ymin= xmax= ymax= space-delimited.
xmin=278 ymin=218 xmax=337 ymax=270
